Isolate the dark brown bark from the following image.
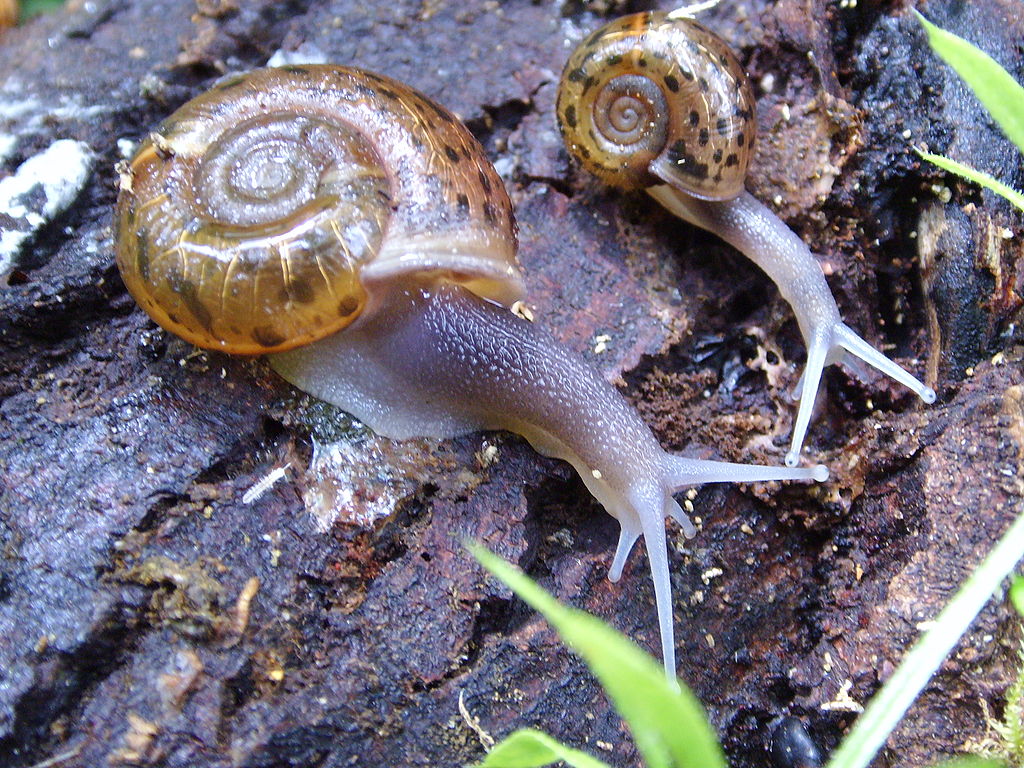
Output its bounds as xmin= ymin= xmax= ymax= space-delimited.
xmin=0 ymin=0 xmax=1022 ymax=766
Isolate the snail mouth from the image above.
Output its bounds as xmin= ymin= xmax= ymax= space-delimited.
xmin=362 ymin=231 xmax=524 ymax=308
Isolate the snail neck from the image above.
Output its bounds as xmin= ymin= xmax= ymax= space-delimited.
xmin=647 ymin=185 xmax=841 ymax=342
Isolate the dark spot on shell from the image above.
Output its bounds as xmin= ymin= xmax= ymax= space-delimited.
xmin=286 ymin=278 xmax=315 ymax=304
xmin=564 ymin=104 xmax=577 ymax=128
xmin=719 ymin=53 xmax=731 ymax=66
xmin=716 ymin=117 xmax=729 ymax=136
xmin=639 ymin=57 xmax=648 ymax=67
xmin=482 ymin=202 xmax=498 ymax=225
xmin=699 ymin=127 xmax=709 ymax=146
xmin=577 ymin=144 xmax=591 ymax=160
xmin=725 ymin=153 xmax=739 ymax=167
xmin=338 ymin=296 xmax=360 ymax=317
xmin=606 ymin=53 xmax=624 ymax=67
xmin=478 ymin=169 xmax=492 ymax=193
xmin=456 ymin=193 xmax=470 ymax=217
xmin=134 ymin=229 xmax=150 ymax=281
xmin=688 ymin=110 xmax=700 ymax=127
xmin=166 ymin=312 xmax=180 ymax=325
xmin=698 ymin=77 xmax=709 ymax=92
xmin=355 ymin=83 xmax=376 ymax=100
xmin=582 ymin=75 xmax=598 ymax=94
xmin=737 ymin=133 xmax=745 ymax=146
xmin=713 ymin=148 xmax=723 ymax=163
xmin=167 ymin=268 xmax=213 ymax=333
xmin=279 ymin=65 xmax=311 ymax=74
xmin=380 ymin=88 xmax=400 ymax=101
xmin=252 ymin=326 xmax=286 ymax=348
xmin=567 ymin=67 xmax=588 ymax=83
xmin=665 ymin=139 xmax=709 ymax=181
xmin=444 ymin=145 xmax=460 ymax=163
xmin=680 ymin=68 xmax=695 ymax=81
xmin=664 ymin=74 xmax=680 ymax=93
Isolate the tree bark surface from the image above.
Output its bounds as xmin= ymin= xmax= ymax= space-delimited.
xmin=0 ymin=0 xmax=1022 ymax=766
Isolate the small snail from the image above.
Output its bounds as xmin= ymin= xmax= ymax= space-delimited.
xmin=557 ymin=12 xmax=937 ymax=467
xmin=114 ymin=65 xmax=826 ymax=676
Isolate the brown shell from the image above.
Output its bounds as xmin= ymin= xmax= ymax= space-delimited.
xmin=556 ymin=11 xmax=756 ymax=200
xmin=115 ymin=66 xmax=521 ymax=355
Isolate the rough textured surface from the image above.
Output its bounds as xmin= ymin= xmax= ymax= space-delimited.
xmin=0 ymin=0 xmax=1022 ymax=767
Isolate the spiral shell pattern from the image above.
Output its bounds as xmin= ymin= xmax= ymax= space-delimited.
xmin=116 ymin=66 xmax=520 ymax=355
xmin=557 ymin=12 xmax=756 ymax=199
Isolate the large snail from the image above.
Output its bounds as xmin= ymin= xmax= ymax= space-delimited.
xmin=114 ymin=65 xmax=826 ymax=676
xmin=557 ymin=12 xmax=937 ymax=467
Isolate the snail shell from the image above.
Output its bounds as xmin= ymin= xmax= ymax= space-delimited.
xmin=116 ymin=65 xmax=521 ymax=355
xmin=556 ymin=11 xmax=756 ymax=200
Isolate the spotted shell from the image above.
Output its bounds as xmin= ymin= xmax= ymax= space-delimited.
xmin=115 ymin=65 xmax=521 ymax=355
xmin=556 ymin=11 xmax=756 ymax=200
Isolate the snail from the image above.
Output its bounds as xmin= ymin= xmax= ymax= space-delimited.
xmin=557 ymin=11 xmax=937 ymax=467
xmin=114 ymin=65 xmax=827 ymax=676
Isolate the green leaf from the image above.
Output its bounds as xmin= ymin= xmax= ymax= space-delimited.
xmin=1011 ymin=576 xmax=1024 ymax=617
xmin=914 ymin=147 xmax=1024 ymax=214
xmin=470 ymin=544 xmax=727 ymax=768
xmin=478 ymin=729 xmax=615 ymax=768
xmin=914 ymin=10 xmax=1024 ymax=156
xmin=825 ymin=511 xmax=1024 ymax=768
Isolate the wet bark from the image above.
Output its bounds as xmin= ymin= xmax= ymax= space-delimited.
xmin=0 ymin=0 xmax=1022 ymax=766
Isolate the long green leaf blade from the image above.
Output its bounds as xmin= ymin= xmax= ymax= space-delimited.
xmin=914 ymin=148 xmax=1024 ymax=214
xmin=825 ymin=512 xmax=1024 ymax=768
xmin=470 ymin=544 xmax=727 ymax=768
xmin=914 ymin=10 xmax=1024 ymax=155
xmin=479 ymin=729 xmax=615 ymax=768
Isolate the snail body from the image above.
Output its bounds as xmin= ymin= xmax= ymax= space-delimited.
xmin=558 ymin=12 xmax=936 ymax=467
xmin=115 ymin=65 xmax=826 ymax=677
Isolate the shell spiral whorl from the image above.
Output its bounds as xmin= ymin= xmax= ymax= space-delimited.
xmin=116 ymin=66 xmax=519 ymax=356
xmin=557 ymin=11 xmax=756 ymax=200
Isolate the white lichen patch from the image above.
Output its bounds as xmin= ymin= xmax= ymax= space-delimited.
xmin=0 ymin=139 xmax=95 ymax=274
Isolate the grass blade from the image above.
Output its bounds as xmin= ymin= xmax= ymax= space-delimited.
xmin=470 ymin=544 xmax=727 ymax=768
xmin=914 ymin=10 xmax=1024 ymax=156
xmin=826 ymin=512 xmax=1024 ymax=768
xmin=914 ymin=148 xmax=1024 ymax=214
xmin=478 ymin=729 xmax=615 ymax=768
